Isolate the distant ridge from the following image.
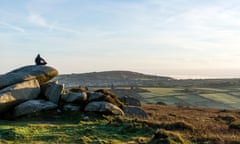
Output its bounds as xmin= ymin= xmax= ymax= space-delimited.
xmin=54 ymin=70 xmax=173 ymax=87
xmin=53 ymin=70 xmax=240 ymax=88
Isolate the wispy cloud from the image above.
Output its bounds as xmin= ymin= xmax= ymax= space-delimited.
xmin=0 ymin=7 xmax=28 ymax=33
xmin=0 ymin=21 xmax=25 ymax=33
xmin=27 ymin=12 xmax=78 ymax=34
xmin=25 ymin=0 xmax=78 ymax=33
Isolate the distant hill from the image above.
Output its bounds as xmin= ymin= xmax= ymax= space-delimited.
xmin=53 ymin=70 xmax=240 ymax=88
xmin=53 ymin=71 xmax=173 ymax=87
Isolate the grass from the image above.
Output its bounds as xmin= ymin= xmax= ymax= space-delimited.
xmin=148 ymin=129 xmax=188 ymax=144
xmin=194 ymin=87 xmax=229 ymax=92
xmin=1 ymin=85 xmax=240 ymax=143
xmin=141 ymin=88 xmax=181 ymax=96
xmin=0 ymin=111 xmax=154 ymax=144
xmin=229 ymin=120 xmax=240 ymax=130
xmin=143 ymin=104 xmax=240 ymax=143
xmin=139 ymin=87 xmax=184 ymax=104
xmin=139 ymin=87 xmax=240 ymax=109
xmin=1 ymin=104 xmax=240 ymax=143
xmin=159 ymin=121 xmax=195 ymax=132
xmin=200 ymin=93 xmax=240 ymax=109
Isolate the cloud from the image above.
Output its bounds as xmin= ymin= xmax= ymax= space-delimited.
xmin=28 ymin=13 xmax=47 ymax=27
xmin=27 ymin=12 xmax=78 ymax=34
xmin=0 ymin=7 xmax=27 ymax=33
xmin=26 ymin=0 xmax=78 ymax=34
xmin=0 ymin=21 xmax=25 ymax=33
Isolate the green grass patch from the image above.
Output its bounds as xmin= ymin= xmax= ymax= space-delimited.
xmin=140 ymin=87 xmax=240 ymax=109
xmin=0 ymin=112 xmax=154 ymax=144
xmin=141 ymin=88 xmax=182 ymax=97
xmin=200 ymin=93 xmax=240 ymax=109
xmin=194 ymin=87 xmax=229 ymax=92
xmin=139 ymin=87 xmax=185 ymax=104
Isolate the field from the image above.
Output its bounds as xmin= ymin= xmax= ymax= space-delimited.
xmin=139 ymin=87 xmax=240 ymax=110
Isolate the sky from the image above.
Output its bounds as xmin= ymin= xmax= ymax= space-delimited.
xmin=1 ymin=0 xmax=240 ymax=78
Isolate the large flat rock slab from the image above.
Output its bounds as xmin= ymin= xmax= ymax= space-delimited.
xmin=0 ymin=65 xmax=58 ymax=89
xmin=0 ymin=79 xmax=40 ymax=114
xmin=84 ymin=101 xmax=124 ymax=115
xmin=14 ymin=100 xmax=57 ymax=117
xmin=123 ymin=106 xmax=148 ymax=118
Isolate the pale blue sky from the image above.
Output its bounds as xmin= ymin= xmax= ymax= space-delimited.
xmin=1 ymin=0 xmax=240 ymax=78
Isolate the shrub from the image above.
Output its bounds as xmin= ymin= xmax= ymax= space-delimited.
xmin=0 ymin=128 xmax=24 ymax=140
xmin=156 ymin=101 xmax=167 ymax=105
xmin=160 ymin=121 xmax=195 ymax=132
xmin=94 ymin=89 xmax=125 ymax=109
xmin=192 ymin=136 xmax=223 ymax=144
xmin=215 ymin=115 xmax=236 ymax=124
xmin=229 ymin=121 xmax=240 ymax=130
xmin=147 ymin=129 xmax=187 ymax=144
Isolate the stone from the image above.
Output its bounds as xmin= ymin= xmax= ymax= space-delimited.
xmin=63 ymin=104 xmax=81 ymax=111
xmin=0 ymin=79 xmax=40 ymax=114
xmin=84 ymin=101 xmax=124 ymax=115
xmin=87 ymin=92 xmax=104 ymax=102
xmin=123 ymin=106 xmax=148 ymax=118
xmin=45 ymin=81 xmax=64 ymax=104
xmin=119 ymin=96 xmax=141 ymax=106
xmin=82 ymin=116 xmax=90 ymax=121
xmin=87 ymin=92 xmax=125 ymax=109
xmin=0 ymin=65 xmax=58 ymax=89
xmin=69 ymin=87 xmax=88 ymax=93
xmin=14 ymin=100 xmax=57 ymax=117
xmin=61 ymin=92 xmax=87 ymax=103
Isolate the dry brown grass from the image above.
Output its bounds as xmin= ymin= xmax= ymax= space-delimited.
xmin=142 ymin=104 xmax=240 ymax=143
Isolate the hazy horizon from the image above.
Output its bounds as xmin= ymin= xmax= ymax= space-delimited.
xmin=156 ymin=69 xmax=240 ymax=79
xmin=3 ymin=65 xmax=240 ymax=79
xmin=1 ymin=0 xmax=240 ymax=77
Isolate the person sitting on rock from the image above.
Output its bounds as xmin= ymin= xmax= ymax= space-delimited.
xmin=35 ymin=54 xmax=47 ymax=65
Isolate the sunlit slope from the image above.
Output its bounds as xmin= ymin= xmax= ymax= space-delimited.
xmin=140 ymin=87 xmax=240 ymax=109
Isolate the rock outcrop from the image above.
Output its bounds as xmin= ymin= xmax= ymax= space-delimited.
xmin=0 ymin=65 xmax=148 ymax=119
xmin=14 ymin=100 xmax=57 ymax=117
xmin=124 ymin=106 xmax=148 ymax=118
xmin=62 ymin=92 xmax=87 ymax=103
xmin=0 ymin=65 xmax=58 ymax=89
xmin=0 ymin=79 xmax=40 ymax=114
xmin=63 ymin=103 xmax=81 ymax=111
xmin=119 ymin=95 xmax=141 ymax=106
xmin=84 ymin=101 xmax=124 ymax=115
xmin=87 ymin=92 xmax=105 ymax=102
xmin=93 ymin=89 xmax=125 ymax=109
xmin=44 ymin=81 xmax=64 ymax=104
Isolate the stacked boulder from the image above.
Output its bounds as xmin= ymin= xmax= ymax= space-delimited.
xmin=0 ymin=65 xmax=58 ymax=118
xmin=0 ymin=65 xmax=148 ymax=119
